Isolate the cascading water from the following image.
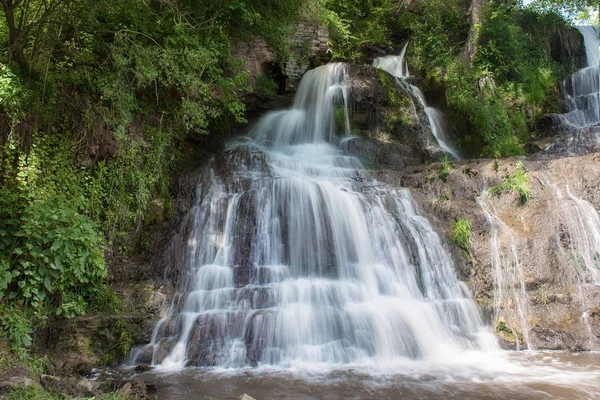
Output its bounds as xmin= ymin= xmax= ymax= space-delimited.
xmin=558 ymin=26 xmax=600 ymax=128
xmin=373 ymin=44 xmax=461 ymax=159
xmin=544 ymin=178 xmax=600 ymax=348
xmin=130 ymin=63 xmax=496 ymax=369
xmin=477 ymin=194 xmax=533 ymax=350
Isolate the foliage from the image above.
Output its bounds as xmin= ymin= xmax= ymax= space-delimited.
xmin=322 ymin=0 xmax=576 ymax=157
xmin=113 ymin=318 xmax=133 ymax=361
xmin=527 ymin=0 xmax=600 ymax=18
xmin=0 ymin=0 xmax=308 ymax=355
xmin=399 ymin=0 xmax=469 ymax=71
xmin=437 ymin=156 xmax=452 ymax=182
xmin=256 ymin=74 xmax=279 ymax=97
xmin=454 ymin=218 xmax=473 ymax=260
xmin=488 ymin=160 xmax=532 ymax=204
xmin=322 ymin=0 xmax=401 ymax=61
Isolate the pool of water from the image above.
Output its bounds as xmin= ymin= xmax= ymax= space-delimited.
xmin=101 ymin=351 xmax=600 ymax=399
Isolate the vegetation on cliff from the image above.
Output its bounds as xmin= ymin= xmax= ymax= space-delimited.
xmin=324 ymin=0 xmax=591 ymax=157
xmin=0 ymin=0 xmax=306 ymax=358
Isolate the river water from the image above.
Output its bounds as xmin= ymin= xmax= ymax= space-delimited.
xmin=99 ymin=351 xmax=600 ymax=399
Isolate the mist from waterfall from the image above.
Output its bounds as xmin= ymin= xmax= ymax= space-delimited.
xmin=130 ymin=63 xmax=496 ymax=369
xmin=372 ymin=43 xmax=461 ymax=159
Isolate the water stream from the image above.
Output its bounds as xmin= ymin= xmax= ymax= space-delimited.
xmin=544 ymin=178 xmax=600 ymax=349
xmin=373 ymin=43 xmax=461 ymax=159
xmin=477 ymin=194 xmax=534 ymax=351
xmin=557 ymin=26 xmax=600 ymax=129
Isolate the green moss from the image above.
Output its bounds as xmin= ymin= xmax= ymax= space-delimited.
xmin=101 ymin=352 xmax=114 ymax=367
xmin=113 ymin=319 xmax=133 ymax=361
xmin=496 ymin=320 xmax=516 ymax=342
xmin=88 ymin=284 xmax=122 ymax=314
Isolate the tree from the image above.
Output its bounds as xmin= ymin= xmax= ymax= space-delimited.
xmin=461 ymin=0 xmax=489 ymax=64
xmin=0 ymin=0 xmax=71 ymax=69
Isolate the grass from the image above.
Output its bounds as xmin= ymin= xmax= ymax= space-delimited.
xmin=5 ymin=386 xmax=132 ymax=400
xmin=454 ymin=218 xmax=473 ymax=257
xmin=488 ymin=160 xmax=531 ymax=204
xmin=437 ymin=156 xmax=452 ymax=183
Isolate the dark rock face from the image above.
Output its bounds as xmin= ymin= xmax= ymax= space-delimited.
xmin=340 ymin=137 xmax=420 ymax=170
xmin=344 ymin=64 xmax=433 ymax=168
xmin=536 ymin=125 xmax=600 ymax=158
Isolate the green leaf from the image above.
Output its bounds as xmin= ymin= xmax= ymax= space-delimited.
xmin=22 ymin=335 xmax=32 ymax=347
xmin=44 ymin=278 xmax=54 ymax=293
xmin=53 ymin=256 xmax=63 ymax=271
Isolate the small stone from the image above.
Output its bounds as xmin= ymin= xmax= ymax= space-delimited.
xmin=118 ymin=382 xmax=132 ymax=397
xmin=239 ymin=394 xmax=256 ymax=400
xmin=135 ymin=364 xmax=154 ymax=372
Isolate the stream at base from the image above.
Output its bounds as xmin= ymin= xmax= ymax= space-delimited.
xmin=102 ymin=351 xmax=600 ymax=399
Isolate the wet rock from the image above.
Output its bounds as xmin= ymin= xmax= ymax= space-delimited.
xmin=0 ymin=366 xmax=38 ymax=393
xmin=340 ymin=137 xmax=419 ymax=170
xmin=40 ymin=374 xmax=101 ymax=398
xmin=134 ymin=364 xmax=154 ymax=372
xmin=39 ymin=314 xmax=156 ymax=375
xmin=344 ymin=64 xmax=432 ymax=165
xmin=239 ymin=394 xmax=257 ymax=400
xmin=380 ymin=154 xmax=600 ymax=351
xmin=116 ymin=376 xmax=148 ymax=400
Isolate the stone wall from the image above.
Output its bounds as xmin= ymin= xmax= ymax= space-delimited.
xmin=231 ymin=20 xmax=329 ymax=93
xmin=285 ymin=21 xmax=329 ymax=91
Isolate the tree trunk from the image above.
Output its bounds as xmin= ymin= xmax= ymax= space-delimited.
xmin=1 ymin=0 xmax=29 ymax=69
xmin=461 ymin=0 xmax=487 ymax=65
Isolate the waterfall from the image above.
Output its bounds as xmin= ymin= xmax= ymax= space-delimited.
xmin=372 ymin=44 xmax=461 ymax=159
xmin=544 ymin=179 xmax=600 ymax=349
xmin=130 ymin=63 xmax=496 ymax=369
xmin=557 ymin=26 xmax=600 ymax=129
xmin=477 ymin=194 xmax=533 ymax=350
xmin=579 ymin=26 xmax=599 ymax=67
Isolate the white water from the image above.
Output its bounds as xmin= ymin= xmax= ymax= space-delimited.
xmin=478 ymin=194 xmax=534 ymax=350
xmin=130 ymin=63 xmax=496 ymax=369
xmin=544 ymin=178 xmax=600 ymax=349
xmin=372 ymin=44 xmax=461 ymax=159
xmin=558 ymin=26 xmax=600 ymax=128
xmin=579 ymin=26 xmax=599 ymax=67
